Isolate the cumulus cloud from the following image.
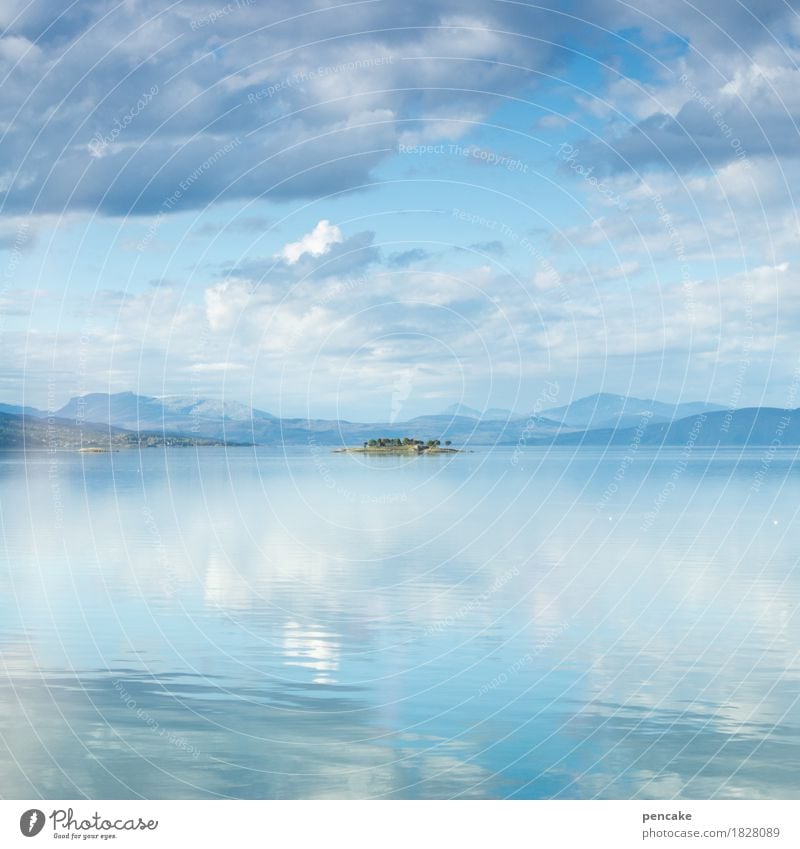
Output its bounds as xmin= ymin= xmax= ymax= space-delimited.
xmin=573 ymin=3 xmax=800 ymax=176
xmin=276 ymin=220 xmax=343 ymax=265
xmin=0 ymin=0 xmax=796 ymax=218
xmin=0 ymin=0 xmax=582 ymax=216
xmin=4 ymin=1 xmax=800 ymax=414
xmin=204 ymin=279 xmax=256 ymax=333
xmin=227 ymin=229 xmax=380 ymax=286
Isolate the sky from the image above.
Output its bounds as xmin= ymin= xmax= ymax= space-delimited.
xmin=1 ymin=0 xmax=799 ymax=420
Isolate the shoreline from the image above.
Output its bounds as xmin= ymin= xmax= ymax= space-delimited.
xmin=334 ymin=445 xmax=460 ymax=455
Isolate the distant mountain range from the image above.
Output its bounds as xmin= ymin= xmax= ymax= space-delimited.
xmin=546 ymin=407 xmax=798 ymax=447
xmin=0 ymin=391 xmax=796 ymax=449
xmin=439 ymin=393 xmax=726 ymax=429
xmin=42 ymin=393 xmax=567 ymax=446
xmin=55 ymin=392 xmax=276 ymax=433
xmin=441 ymin=403 xmax=517 ymax=420
xmin=538 ymin=392 xmax=726 ymax=429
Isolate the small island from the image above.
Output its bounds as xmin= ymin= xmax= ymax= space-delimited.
xmin=335 ymin=437 xmax=459 ymax=455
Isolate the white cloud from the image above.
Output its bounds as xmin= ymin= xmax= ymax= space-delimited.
xmin=276 ymin=220 xmax=344 ymax=265
xmin=204 ymin=280 xmax=259 ymax=333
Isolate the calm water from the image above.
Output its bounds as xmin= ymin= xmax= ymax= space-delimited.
xmin=1 ymin=445 xmax=798 ymax=799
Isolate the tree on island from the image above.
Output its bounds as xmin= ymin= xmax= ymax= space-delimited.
xmin=353 ymin=436 xmax=453 ymax=451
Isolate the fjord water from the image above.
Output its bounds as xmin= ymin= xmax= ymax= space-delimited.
xmin=1 ymin=446 xmax=798 ymax=799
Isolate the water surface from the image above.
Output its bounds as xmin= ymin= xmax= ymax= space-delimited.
xmin=1 ymin=446 xmax=798 ymax=798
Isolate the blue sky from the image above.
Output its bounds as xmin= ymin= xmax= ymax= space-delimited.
xmin=1 ymin=0 xmax=799 ymax=419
